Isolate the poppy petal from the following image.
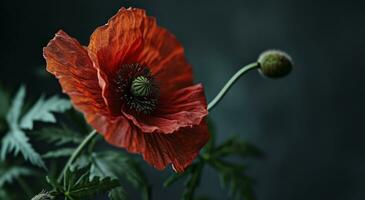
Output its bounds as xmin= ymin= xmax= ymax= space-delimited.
xmin=43 ymin=30 xmax=106 ymax=117
xmin=125 ymin=12 xmax=194 ymax=92
xmin=123 ymin=84 xmax=208 ymax=134
xmin=88 ymin=8 xmax=145 ymax=74
xmin=100 ymin=114 xmax=209 ymax=173
xmin=45 ymin=8 xmax=211 ymax=172
xmin=88 ymin=8 xmax=194 ymax=114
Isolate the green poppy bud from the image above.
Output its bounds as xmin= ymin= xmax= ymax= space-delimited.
xmin=258 ymin=50 xmax=293 ymax=78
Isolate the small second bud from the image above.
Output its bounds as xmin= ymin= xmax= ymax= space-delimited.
xmin=258 ymin=50 xmax=293 ymax=78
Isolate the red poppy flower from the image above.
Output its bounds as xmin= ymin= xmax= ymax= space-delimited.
xmin=43 ymin=7 xmax=209 ymax=172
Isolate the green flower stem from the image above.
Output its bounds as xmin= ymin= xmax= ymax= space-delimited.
xmin=57 ymin=129 xmax=97 ymax=182
xmin=88 ymin=134 xmax=99 ymax=154
xmin=207 ymin=62 xmax=259 ymax=111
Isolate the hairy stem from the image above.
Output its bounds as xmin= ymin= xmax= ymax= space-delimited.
xmin=207 ymin=62 xmax=258 ymax=111
xmin=57 ymin=129 xmax=97 ymax=182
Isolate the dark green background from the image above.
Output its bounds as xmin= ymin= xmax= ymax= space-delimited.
xmin=1 ymin=0 xmax=364 ymax=199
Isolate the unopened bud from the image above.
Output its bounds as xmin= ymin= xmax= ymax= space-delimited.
xmin=258 ymin=50 xmax=293 ymax=78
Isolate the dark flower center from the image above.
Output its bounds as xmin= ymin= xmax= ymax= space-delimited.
xmin=115 ymin=63 xmax=159 ymax=114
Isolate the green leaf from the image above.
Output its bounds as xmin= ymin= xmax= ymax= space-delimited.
xmin=212 ymin=136 xmax=263 ymax=159
xmin=182 ymin=163 xmax=204 ymax=200
xmin=42 ymin=148 xmax=75 ymax=159
xmin=209 ymin=159 xmax=255 ymax=200
xmin=109 ymin=187 xmax=127 ymax=200
xmin=6 ymin=85 xmax=26 ymax=129
xmin=0 ymin=188 xmax=11 ymax=199
xmin=31 ymin=190 xmax=55 ymax=200
xmin=71 ymin=155 xmax=91 ymax=169
xmin=1 ymin=86 xmax=45 ymax=168
xmin=1 ymin=129 xmax=46 ymax=169
xmin=0 ymin=165 xmax=33 ymax=187
xmin=46 ymin=176 xmax=63 ymax=193
xmin=62 ymin=165 xmax=120 ymax=200
xmin=35 ymin=127 xmax=83 ymax=146
xmin=90 ymin=151 xmax=150 ymax=200
xmin=20 ymin=95 xmax=71 ymax=129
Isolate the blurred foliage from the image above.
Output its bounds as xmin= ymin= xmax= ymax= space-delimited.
xmin=20 ymin=95 xmax=71 ymax=129
xmin=0 ymin=84 xmax=73 ymax=199
xmin=90 ymin=151 xmax=151 ymax=200
xmin=35 ymin=126 xmax=83 ymax=146
xmin=0 ymin=164 xmax=34 ymax=187
xmin=0 ymin=84 xmax=262 ymax=200
xmin=109 ymin=187 xmax=128 ymax=200
xmin=46 ymin=165 xmax=121 ymax=200
xmin=164 ymin=119 xmax=262 ymax=200
xmin=30 ymin=190 xmax=54 ymax=200
xmin=42 ymin=148 xmax=75 ymax=159
xmin=1 ymin=86 xmax=45 ymax=168
xmin=0 ymin=84 xmax=150 ymax=199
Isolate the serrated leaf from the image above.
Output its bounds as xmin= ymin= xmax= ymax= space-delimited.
xmin=90 ymin=151 xmax=150 ymax=200
xmin=71 ymin=155 xmax=91 ymax=169
xmin=0 ymin=165 xmax=34 ymax=187
xmin=209 ymin=159 xmax=255 ymax=200
xmin=42 ymin=148 xmax=75 ymax=159
xmin=1 ymin=129 xmax=46 ymax=169
xmin=31 ymin=190 xmax=55 ymax=200
xmin=182 ymin=163 xmax=203 ymax=200
xmin=20 ymin=95 xmax=71 ymax=129
xmin=46 ymin=176 xmax=63 ymax=193
xmin=6 ymin=85 xmax=26 ymax=129
xmin=0 ymin=188 xmax=11 ymax=199
xmin=212 ymin=136 xmax=263 ymax=159
xmin=109 ymin=187 xmax=127 ymax=200
xmin=35 ymin=127 xmax=83 ymax=146
xmin=1 ymin=86 xmax=46 ymax=168
xmin=63 ymin=165 xmax=120 ymax=200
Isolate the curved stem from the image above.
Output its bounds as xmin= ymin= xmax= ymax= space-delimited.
xmin=88 ymin=134 xmax=99 ymax=154
xmin=207 ymin=62 xmax=258 ymax=111
xmin=57 ymin=129 xmax=97 ymax=182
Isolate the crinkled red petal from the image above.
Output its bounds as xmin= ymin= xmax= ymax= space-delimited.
xmin=95 ymin=114 xmax=209 ymax=173
xmin=44 ymin=9 xmax=211 ymax=172
xmin=87 ymin=8 xmax=195 ymax=118
xmin=123 ymin=84 xmax=208 ymax=134
xmin=43 ymin=30 xmax=107 ymax=119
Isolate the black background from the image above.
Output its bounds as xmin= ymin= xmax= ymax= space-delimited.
xmin=1 ymin=0 xmax=364 ymax=199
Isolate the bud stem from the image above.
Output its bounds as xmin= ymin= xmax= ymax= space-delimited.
xmin=57 ymin=129 xmax=98 ymax=182
xmin=207 ymin=62 xmax=258 ymax=111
